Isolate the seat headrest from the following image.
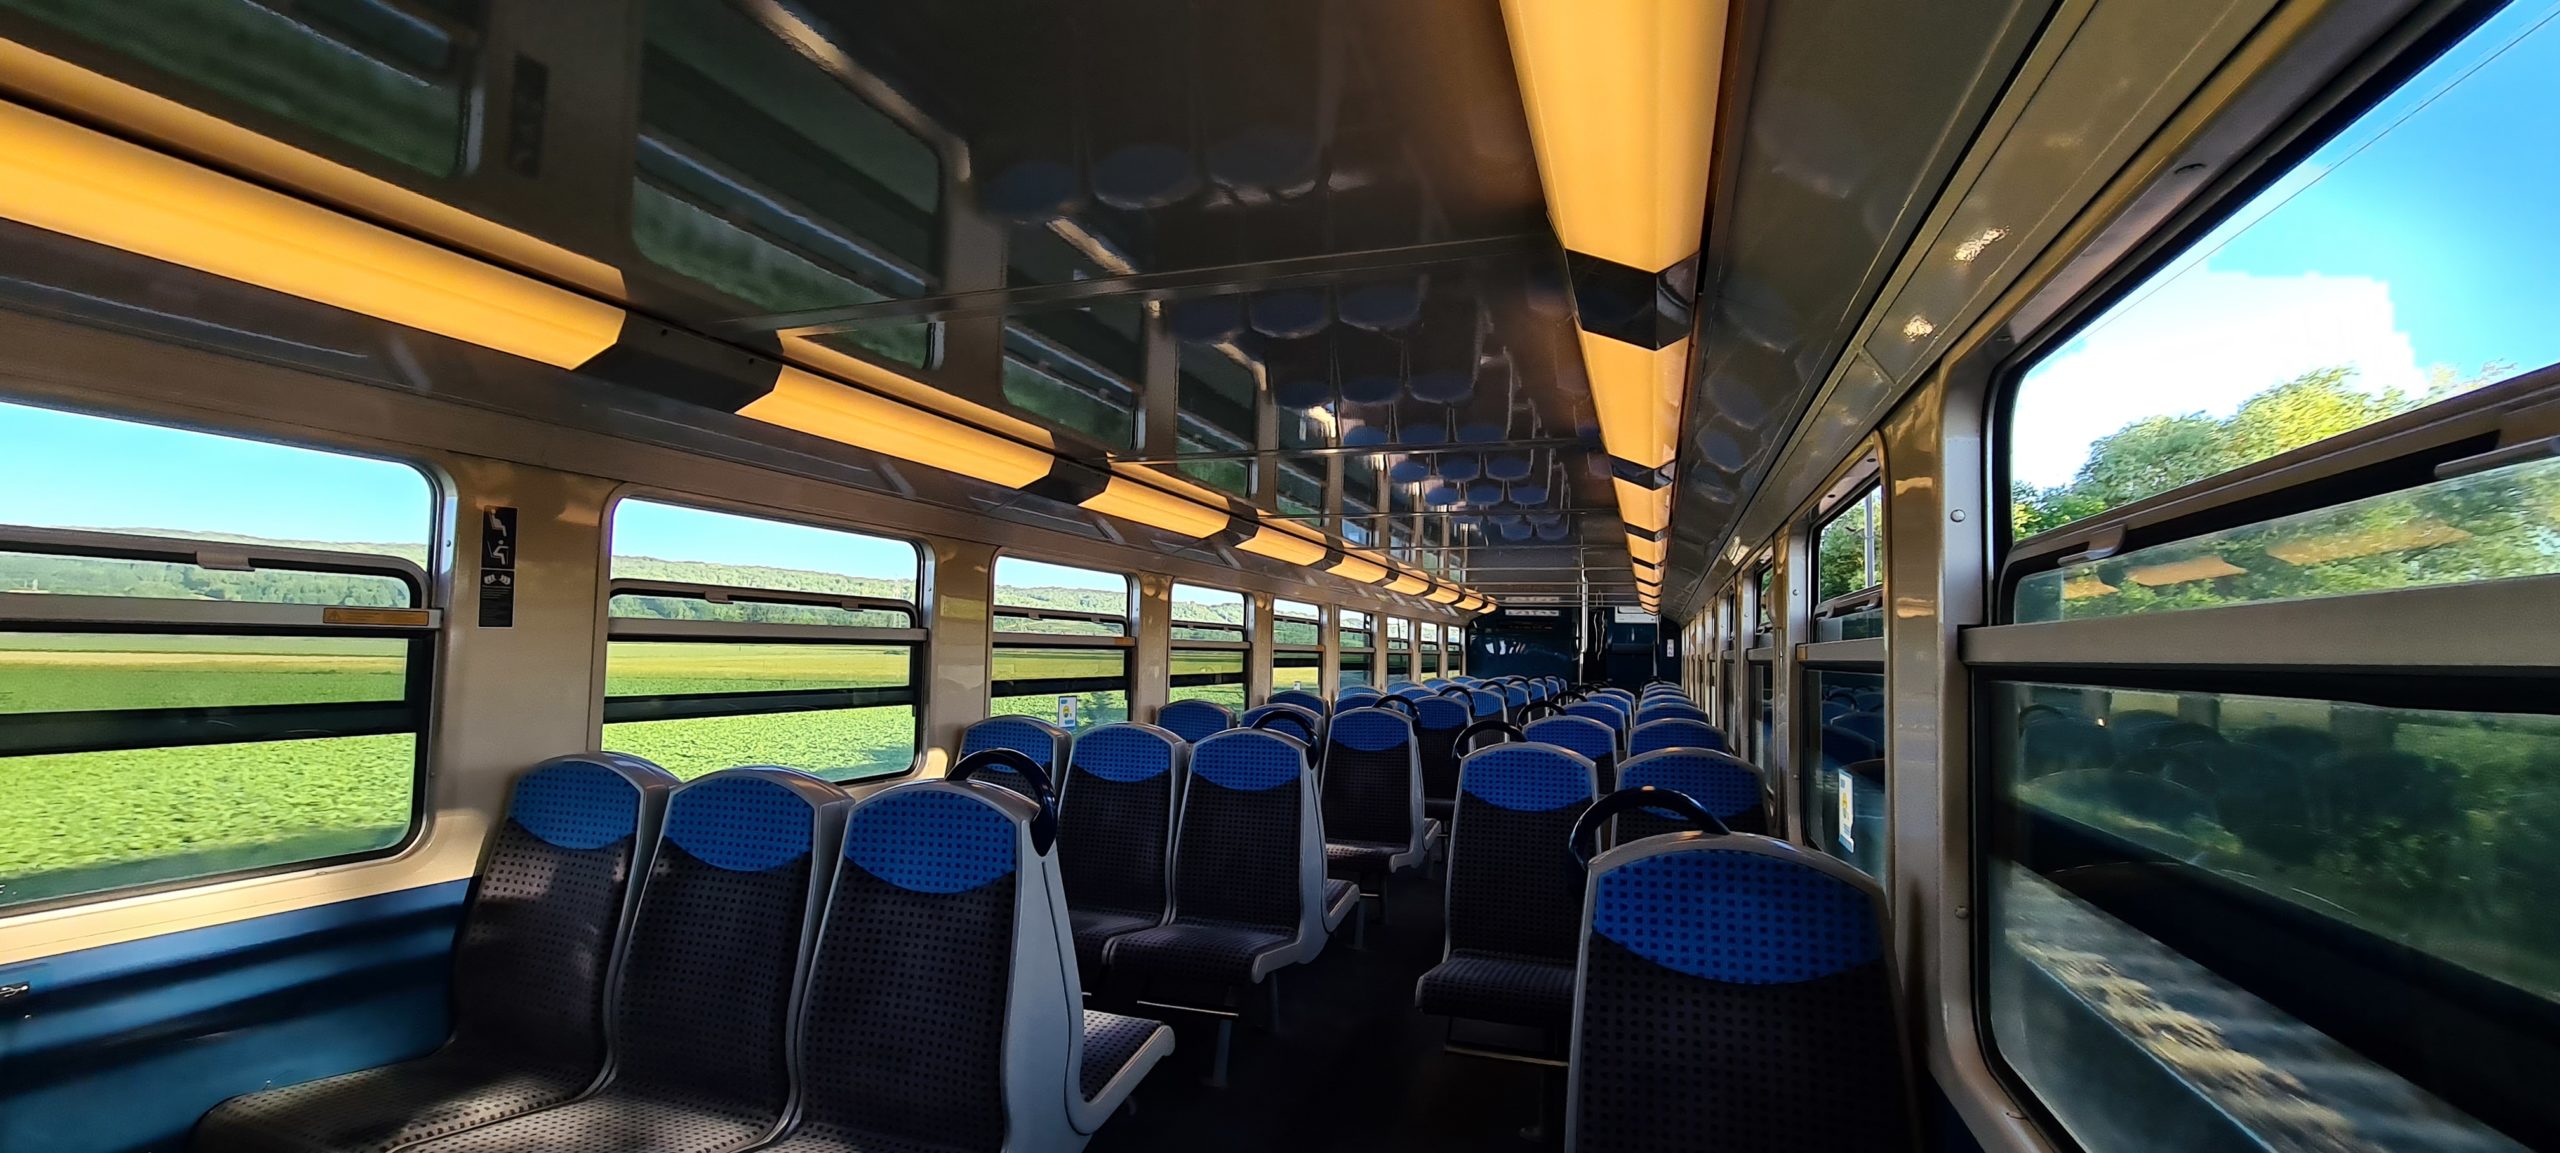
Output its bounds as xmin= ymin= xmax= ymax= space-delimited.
xmin=1458 ymin=743 xmax=1594 ymax=812
xmin=1072 ymin=723 xmax=1180 ymax=782
xmin=1619 ymin=749 xmax=1762 ymax=818
xmin=1328 ymin=707 xmax=1415 ymax=752
xmin=962 ymin=716 xmax=1068 ymax=767
xmin=1590 ymin=844 xmax=1882 ymax=984
xmin=1525 ymin=716 xmax=1616 ymax=761
xmin=845 ymin=787 xmax=1019 ymax=895
xmin=509 ymin=754 xmax=666 ymax=849
xmin=1192 ymin=728 xmax=1307 ymax=792
xmin=662 ymin=769 xmax=834 ymax=872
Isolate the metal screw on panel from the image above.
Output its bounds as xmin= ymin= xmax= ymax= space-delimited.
xmin=1950 ymin=510 xmax=1966 ymax=522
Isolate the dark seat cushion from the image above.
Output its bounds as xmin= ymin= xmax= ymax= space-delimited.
xmin=1080 ymin=1011 xmax=1166 ymax=1101
xmin=1106 ymin=921 xmax=1296 ymax=985
xmin=193 ymin=1043 xmax=591 ymax=1153
xmin=387 ymin=1088 xmax=772 ymax=1153
xmin=1070 ymin=908 xmax=1161 ymax=975
xmin=1324 ymin=839 xmax=1405 ymax=877
xmin=1415 ymin=952 xmax=1579 ymax=1032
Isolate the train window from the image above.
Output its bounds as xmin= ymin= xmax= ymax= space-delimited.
xmin=1385 ymin=617 xmax=1412 ymax=681
xmin=1419 ymin=622 xmax=1441 ymax=677
xmin=1752 ymin=563 xmax=1774 ymax=637
xmin=0 ymin=401 xmax=434 ymax=913
xmin=991 ymin=557 xmax=1130 ymax=733
xmin=0 ymin=0 xmax=474 ymax=176
xmin=1337 ymin=608 xmax=1375 ymax=689
xmin=1804 ymin=668 xmax=1886 ymax=878
xmin=1273 ymin=597 xmax=1322 ymax=647
xmin=603 ymin=500 xmax=920 ymax=782
xmin=2008 ymin=2 xmax=2560 ymax=541
xmin=1814 ymin=485 xmax=1884 ymax=640
xmin=1169 ymin=583 xmax=1247 ymax=714
xmin=1985 ymin=680 xmax=2558 ymax=1149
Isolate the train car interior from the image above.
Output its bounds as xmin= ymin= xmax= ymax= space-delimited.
xmin=0 ymin=0 xmax=2554 ymax=1151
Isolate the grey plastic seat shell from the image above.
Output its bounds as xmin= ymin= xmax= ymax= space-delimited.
xmin=1103 ymin=728 xmax=1335 ymax=985
xmin=192 ymin=754 xmax=678 ymax=1153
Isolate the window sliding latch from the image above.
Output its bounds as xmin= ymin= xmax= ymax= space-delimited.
xmin=2435 ymin=434 xmax=2560 ymax=481
xmin=2055 ymin=527 xmax=2125 ymax=568
xmin=194 ymin=549 xmax=254 ymax=572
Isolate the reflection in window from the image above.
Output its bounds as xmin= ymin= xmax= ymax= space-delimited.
xmin=2016 ymin=455 xmax=2560 ymax=622
xmin=1003 ymin=350 xmax=1137 ymax=449
xmin=633 ymin=0 xmax=938 ymax=365
xmin=2010 ymin=4 xmax=2560 ymax=538
xmin=1805 ymin=669 xmax=1885 ymax=878
xmin=1179 ymin=345 xmax=1258 ymax=497
xmin=0 ymin=0 xmax=472 ymax=175
xmin=1986 ymin=680 xmax=2557 ymax=1150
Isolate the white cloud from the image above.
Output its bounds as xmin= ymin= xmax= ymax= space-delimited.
xmin=2010 ymin=264 xmax=2423 ymax=488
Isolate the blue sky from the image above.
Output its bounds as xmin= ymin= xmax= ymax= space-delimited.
xmin=0 ymin=401 xmax=430 ymax=544
xmin=2012 ymin=1 xmax=2560 ymax=487
xmin=612 ymin=499 xmax=915 ymax=579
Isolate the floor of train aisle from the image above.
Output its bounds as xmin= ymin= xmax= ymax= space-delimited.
xmin=1087 ymin=864 xmax=1556 ymax=1152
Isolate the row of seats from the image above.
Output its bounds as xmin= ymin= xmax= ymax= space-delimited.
xmin=1414 ymin=681 xmax=1916 ymax=1148
xmin=198 ymin=756 xmax=1171 ymax=1153
xmin=1415 ymin=683 xmax=1768 ymax=1042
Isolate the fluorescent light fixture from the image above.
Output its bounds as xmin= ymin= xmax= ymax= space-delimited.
xmin=0 ymin=99 xmax=623 ymax=368
xmin=1580 ymin=334 xmax=1688 ymax=473
xmin=1238 ymin=521 xmax=1330 ymax=566
xmin=1628 ymin=533 xmax=1667 ymax=566
xmin=743 ymin=369 xmax=1054 ymax=487
xmin=1328 ymin=553 xmax=1391 ymax=584
xmin=1612 ymin=477 xmax=1673 ymax=534
xmin=1081 ymin=477 xmax=1232 ymax=539
xmin=1386 ymin=573 xmax=1430 ymax=596
xmin=1428 ymin=586 xmax=1464 ymax=604
xmin=1502 ymin=0 xmax=1727 ymax=272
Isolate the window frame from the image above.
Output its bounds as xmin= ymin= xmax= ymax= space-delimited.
xmin=1 ymin=501 xmax=439 ymax=916
xmin=989 ymin=555 xmax=1135 ymax=726
xmin=601 ymin=499 xmax=928 ymax=783
xmin=1336 ymin=606 xmax=1377 ymax=687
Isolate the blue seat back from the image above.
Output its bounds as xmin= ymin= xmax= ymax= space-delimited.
xmin=1615 ymin=749 xmax=1765 ymax=838
xmin=1320 ymin=708 xmax=1422 ymax=852
xmin=1241 ymin=702 xmax=1322 ymax=746
xmin=1502 ymin=684 xmax=1531 ymax=711
xmin=802 ymin=781 xmax=1037 ymax=1148
xmin=1175 ymin=730 xmax=1319 ymax=933
xmin=1564 ymin=700 xmax=1629 ymax=739
xmin=1631 ymin=717 xmax=1730 ymax=757
xmin=1057 ymin=724 xmax=1184 ymax=921
xmin=617 ymin=768 xmax=850 ymax=1111
xmin=1570 ymin=839 xmax=1907 ymax=1151
xmin=456 ymin=754 xmax=675 ymax=1064
xmin=1269 ymin=689 xmax=1330 ymax=717
xmin=1446 ymin=743 xmax=1596 ymax=964
xmin=1466 ymin=689 xmax=1506 ymax=721
xmin=1156 ymin=699 xmax=1233 ymax=744
xmin=1524 ymin=715 xmax=1622 ymax=792
xmin=1336 ymin=688 xmax=1384 ymax=710
xmin=1412 ymin=695 xmax=1471 ymax=809
xmin=1392 ymin=685 xmax=1433 ymax=701
xmin=961 ymin=716 xmax=1072 ymax=801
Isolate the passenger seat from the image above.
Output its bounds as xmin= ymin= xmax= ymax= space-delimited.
xmin=747 ymin=777 xmax=1172 ymax=1153
xmin=1319 ymin=707 xmax=1436 ymax=918
xmin=1613 ymin=748 xmax=1767 ymax=838
xmin=194 ymin=754 xmax=676 ymax=1153
xmin=1155 ymin=699 xmax=1233 ymax=744
xmin=1414 ymin=743 xmax=1597 ymax=1037
xmin=1054 ymin=723 xmax=1185 ymax=980
xmin=1629 ymin=716 xmax=1729 ymax=757
xmin=1525 ymin=714 xmax=1620 ymax=793
xmin=395 ymin=768 xmax=854 ymax=1153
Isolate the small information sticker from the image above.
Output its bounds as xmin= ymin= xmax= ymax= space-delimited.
xmin=322 ymin=607 xmax=432 ymax=628
xmin=1837 ymin=773 xmax=1858 ymax=853
xmin=1056 ymin=695 xmax=1079 ymax=729
xmin=477 ymin=506 xmax=518 ymax=629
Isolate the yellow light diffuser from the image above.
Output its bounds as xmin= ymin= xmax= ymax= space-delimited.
xmin=1328 ymin=553 xmax=1391 ymax=584
xmin=1581 ymin=334 xmax=1688 ymax=472
xmin=1386 ymin=573 xmax=1430 ymax=596
xmin=0 ymin=100 xmax=625 ymax=369
xmin=1081 ymin=477 xmax=1233 ymax=539
xmin=1628 ymin=533 xmax=1667 ymax=566
xmin=1502 ymin=0 xmax=1727 ymax=273
xmin=1613 ymin=477 xmax=1674 ymax=534
xmin=744 ymin=368 xmax=1054 ymax=487
xmin=1237 ymin=521 xmax=1330 ymax=566
xmin=1428 ymin=586 xmax=1464 ymax=604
